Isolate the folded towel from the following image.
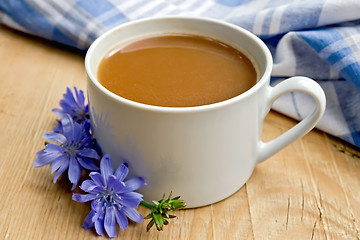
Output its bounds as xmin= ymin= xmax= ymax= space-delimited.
xmin=1 ymin=0 xmax=360 ymax=148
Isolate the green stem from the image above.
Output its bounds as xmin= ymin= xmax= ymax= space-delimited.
xmin=140 ymin=200 xmax=155 ymax=210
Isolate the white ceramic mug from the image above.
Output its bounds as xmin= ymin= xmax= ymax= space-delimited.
xmin=85 ymin=16 xmax=326 ymax=208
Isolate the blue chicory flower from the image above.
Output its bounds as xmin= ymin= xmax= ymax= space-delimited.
xmin=52 ymin=87 xmax=90 ymax=133
xmin=34 ymin=114 xmax=99 ymax=190
xmin=72 ymin=154 xmax=145 ymax=238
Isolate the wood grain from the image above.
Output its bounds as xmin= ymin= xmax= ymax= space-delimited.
xmin=1 ymin=25 xmax=360 ymax=240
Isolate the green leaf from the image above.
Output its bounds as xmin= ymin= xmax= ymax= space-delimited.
xmin=172 ymin=196 xmax=181 ymax=200
xmin=144 ymin=213 xmax=152 ymax=219
xmin=163 ymin=209 xmax=170 ymax=218
xmin=171 ymin=200 xmax=186 ymax=210
xmin=153 ymin=212 xmax=164 ymax=231
xmin=146 ymin=219 xmax=155 ymax=232
xmin=168 ymin=191 xmax=173 ymax=199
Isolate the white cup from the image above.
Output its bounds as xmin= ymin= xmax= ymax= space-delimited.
xmin=85 ymin=16 xmax=326 ymax=208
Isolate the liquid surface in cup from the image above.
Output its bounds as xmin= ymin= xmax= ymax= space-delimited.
xmin=98 ymin=34 xmax=257 ymax=107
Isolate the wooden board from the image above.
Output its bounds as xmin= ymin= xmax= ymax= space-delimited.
xmin=1 ymin=25 xmax=360 ymax=240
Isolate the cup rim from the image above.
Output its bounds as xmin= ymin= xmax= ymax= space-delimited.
xmin=85 ymin=16 xmax=273 ymax=113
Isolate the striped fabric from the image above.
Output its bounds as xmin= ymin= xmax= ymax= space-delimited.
xmin=1 ymin=0 xmax=360 ymax=148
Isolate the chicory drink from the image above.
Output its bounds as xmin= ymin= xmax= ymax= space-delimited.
xmin=97 ymin=34 xmax=257 ymax=107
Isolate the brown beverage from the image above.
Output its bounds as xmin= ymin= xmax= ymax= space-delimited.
xmin=98 ymin=34 xmax=257 ymax=107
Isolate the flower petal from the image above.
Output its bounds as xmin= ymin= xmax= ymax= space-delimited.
xmin=117 ymin=192 xmax=143 ymax=208
xmin=45 ymin=143 xmax=65 ymax=153
xmin=50 ymin=155 xmax=68 ymax=174
xmin=107 ymin=175 xmax=126 ymax=193
xmin=83 ymin=121 xmax=91 ymax=132
xmin=122 ymin=206 xmax=143 ymax=223
xmin=122 ymin=191 xmax=143 ymax=199
xmin=84 ymin=104 xmax=89 ymax=113
xmin=78 ymin=148 xmax=98 ymax=159
xmin=80 ymin=179 xmax=103 ymax=194
xmin=100 ymin=154 xmax=113 ymax=183
xmin=91 ymin=198 xmax=105 ymax=212
xmin=77 ymin=156 xmax=99 ymax=171
xmin=68 ymin=156 xmax=82 ymax=190
xmin=79 ymin=179 xmax=95 ymax=189
xmin=61 ymin=87 xmax=77 ymax=109
xmin=53 ymin=122 xmax=63 ymax=133
xmin=82 ymin=210 xmax=95 ymax=230
xmin=113 ymin=196 xmax=139 ymax=209
xmin=115 ymin=207 xmax=128 ymax=230
xmin=61 ymin=114 xmax=75 ymax=141
xmin=34 ymin=149 xmax=63 ymax=167
xmin=73 ymin=122 xmax=82 ymax=141
xmin=42 ymin=132 xmax=66 ymax=144
xmin=95 ymin=218 xmax=104 ymax=236
xmin=93 ymin=206 xmax=105 ymax=236
xmin=53 ymin=161 xmax=69 ymax=183
xmin=75 ymin=87 xmax=85 ymax=107
xmin=122 ymin=177 xmax=146 ymax=193
xmin=114 ymin=162 xmax=129 ymax=182
xmin=52 ymin=108 xmax=63 ymax=116
xmin=50 ymin=159 xmax=62 ymax=174
xmin=72 ymin=193 xmax=98 ymax=203
xmin=104 ymin=207 xmax=117 ymax=238
xmin=89 ymin=172 xmax=106 ymax=188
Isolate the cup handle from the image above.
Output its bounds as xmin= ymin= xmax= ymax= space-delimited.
xmin=257 ymin=76 xmax=326 ymax=163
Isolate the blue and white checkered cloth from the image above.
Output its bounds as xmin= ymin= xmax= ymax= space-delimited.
xmin=1 ymin=0 xmax=360 ymax=148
